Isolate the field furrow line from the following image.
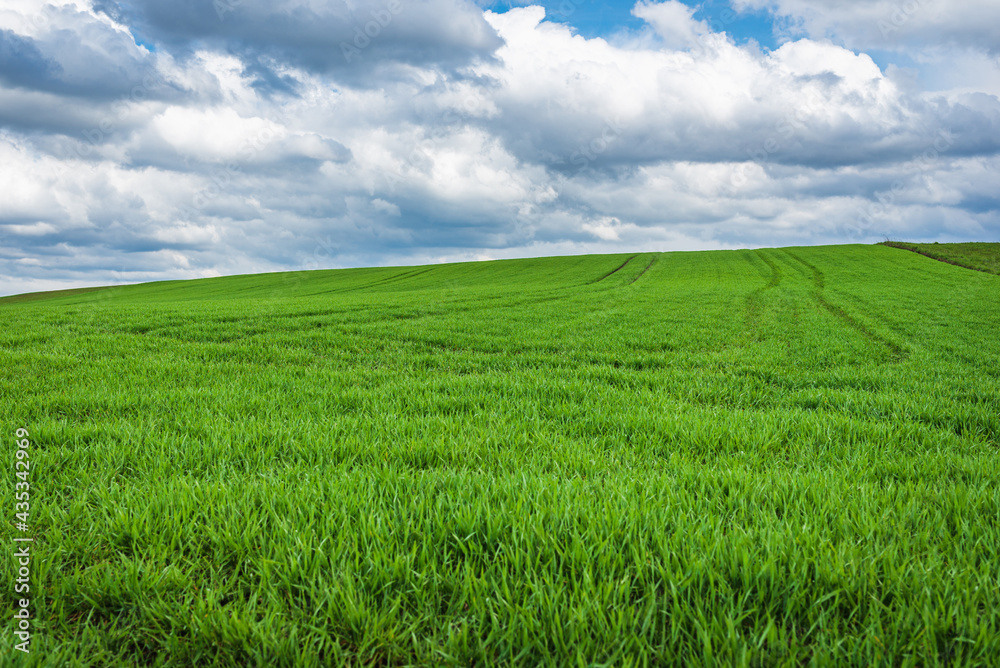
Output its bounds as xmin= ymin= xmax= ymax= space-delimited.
xmin=629 ymin=255 xmax=658 ymax=285
xmin=781 ymin=249 xmax=908 ymax=362
xmin=740 ymin=250 xmax=783 ymax=341
xmin=592 ymin=255 xmax=638 ymax=284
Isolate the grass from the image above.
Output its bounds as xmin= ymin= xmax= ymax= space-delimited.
xmin=880 ymin=241 xmax=1000 ymax=275
xmin=2 ymin=243 xmax=999 ymax=666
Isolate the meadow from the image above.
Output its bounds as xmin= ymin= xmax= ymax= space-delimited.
xmin=880 ymin=241 xmax=1000 ymax=275
xmin=1 ymin=243 xmax=999 ymax=666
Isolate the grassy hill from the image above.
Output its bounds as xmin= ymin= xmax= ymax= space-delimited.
xmin=2 ymin=244 xmax=999 ymax=666
xmin=880 ymin=241 xmax=1000 ymax=275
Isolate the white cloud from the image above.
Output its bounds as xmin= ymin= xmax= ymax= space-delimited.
xmin=631 ymin=0 xmax=709 ymax=50
xmin=149 ymin=107 xmax=282 ymax=161
xmin=733 ymin=0 xmax=1000 ymax=52
xmin=478 ymin=6 xmax=988 ymax=169
xmin=730 ymin=0 xmax=1000 ymax=97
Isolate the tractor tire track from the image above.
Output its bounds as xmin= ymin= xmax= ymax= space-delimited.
xmin=629 ymin=255 xmax=658 ymax=285
xmin=369 ymin=265 xmax=440 ymax=288
xmin=592 ymin=255 xmax=638 ymax=284
xmin=742 ymin=250 xmax=782 ymax=341
xmin=781 ymin=249 xmax=908 ymax=362
xmin=758 ymin=251 xmax=782 ymax=289
xmin=297 ymin=265 xmax=441 ymax=298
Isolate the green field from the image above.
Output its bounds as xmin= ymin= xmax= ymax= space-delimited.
xmin=880 ymin=241 xmax=1000 ymax=275
xmin=2 ymin=243 xmax=999 ymax=666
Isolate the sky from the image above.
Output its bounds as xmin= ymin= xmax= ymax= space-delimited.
xmin=0 ymin=0 xmax=998 ymax=296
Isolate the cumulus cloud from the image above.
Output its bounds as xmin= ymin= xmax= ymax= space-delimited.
xmin=733 ymin=0 xmax=1000 ymax=53
xmin=632 ymin=0 xmax=710 ymax=50
xmin=92 ymin=0 xmax=503 ymax=85
xmin=730 ymin=0 xmax=1000 ymax=101
xmin=0 ymin=3 xmax=171 ymax=100
xmin=478 ymin=8 xmax=1000 ymax=170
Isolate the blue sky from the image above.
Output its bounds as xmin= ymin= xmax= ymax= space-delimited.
xmin=483 ymin=0 xmax=778 ymax=48
xmin=478 ymin=0 xmax=936 ymax=75
xmin=0 ymin=0 xmax=998 ymax=295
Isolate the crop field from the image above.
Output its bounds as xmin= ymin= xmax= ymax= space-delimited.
xmin=1 ymin=243 xmax=999 ymax=666
xmin=880 ymin=241 xmax=1000 ymax=276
